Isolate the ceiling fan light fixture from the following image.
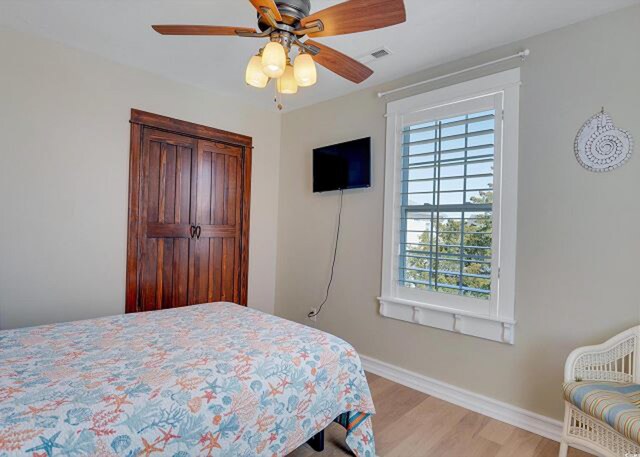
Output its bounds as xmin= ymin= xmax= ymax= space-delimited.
xmin=153 ymin=0 xmax=408 ymax=103
xmin=245 ymin=54 xmax=269 ymax=88
xmin=277 ymin=63 xmax=298 ymax=94
xmin=293 ymin=52 xmax=317 ymax=87
xmin=262 ymin=41 xmax=287 ymax=78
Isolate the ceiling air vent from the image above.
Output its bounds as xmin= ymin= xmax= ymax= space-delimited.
xmin=371 ymin=48 xmax=391 ymax=59
xmin=358 ymin=47 xmax=392 ymax=64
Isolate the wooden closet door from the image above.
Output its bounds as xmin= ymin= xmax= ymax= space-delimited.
xmin=138 ymin=128 xmax=197 ymax=311
xmin=191 ymin=140 xmax=243 ymax=304
xmin=127 ymin=109 xmax=252 ymax=313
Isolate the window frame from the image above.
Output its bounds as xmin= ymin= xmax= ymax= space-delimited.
xmin=380 ymin=69 xmax=520 ymax=344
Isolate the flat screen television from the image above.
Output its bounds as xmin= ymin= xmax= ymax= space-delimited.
xmin=313 ymin=137 xmax=371 ymax=193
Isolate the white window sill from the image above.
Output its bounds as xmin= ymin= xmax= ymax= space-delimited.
xmin=378 ymin=296 xmax=516 ymax=344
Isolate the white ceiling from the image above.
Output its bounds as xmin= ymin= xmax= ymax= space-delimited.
xmin=1 ymin=0 xmax=637 ymax=112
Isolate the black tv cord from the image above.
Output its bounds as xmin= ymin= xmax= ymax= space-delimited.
xmin=308 ymin=189 xmax=344 ymax=320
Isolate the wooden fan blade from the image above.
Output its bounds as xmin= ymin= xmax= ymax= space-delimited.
xmin=306 ymin=40 xmax=373 ymax=84
xmin=152 ymin=25 xmax=256 ymax=36
xmin=300 ymin=0 xmax=406 ymax=37
xmin=249 ymin=0 xmax=283 ymax=22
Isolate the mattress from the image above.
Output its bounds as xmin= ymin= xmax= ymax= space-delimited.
xmin=0 ymin=302 xmax=375 ymax=456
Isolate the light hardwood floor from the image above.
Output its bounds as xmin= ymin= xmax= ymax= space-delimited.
xmin=289 ymin=372 xmax=591 ymax=457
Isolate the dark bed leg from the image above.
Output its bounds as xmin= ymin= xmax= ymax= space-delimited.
xmin=307 ymin=429 xmax=325 ymax=452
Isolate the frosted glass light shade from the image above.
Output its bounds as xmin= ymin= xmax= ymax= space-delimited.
xmin=294 ymin=53 xmax=317 ymax=87
xmin=245 ymin=55 xmax=268 ymax=88
xmin=261 ymin=42 xmax=286 ymax=78
xmin=277 ymin=64 xmax=298 ymax=94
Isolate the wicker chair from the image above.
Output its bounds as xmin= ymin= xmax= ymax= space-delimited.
xmin=560 ymin=325 xmax=640 ymax=457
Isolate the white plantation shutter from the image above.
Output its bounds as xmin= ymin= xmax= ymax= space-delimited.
xmin=399 ymin=109 xmax=496 ymax=299
xmin=380 ymin=69 xmax=520 ymax=344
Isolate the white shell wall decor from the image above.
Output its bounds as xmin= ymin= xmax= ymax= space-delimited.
xmin=574 ymin=109 xmax=633 ymax=172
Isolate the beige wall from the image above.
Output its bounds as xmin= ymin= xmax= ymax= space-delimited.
xmin=275 ymin=5 xmax=640 ymax=420
xmin=0 ymin=27 xmax=281 ymax=329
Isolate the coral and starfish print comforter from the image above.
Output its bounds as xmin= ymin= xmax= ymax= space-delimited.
xmin=0 ymin=302 xmax=375 ymax=456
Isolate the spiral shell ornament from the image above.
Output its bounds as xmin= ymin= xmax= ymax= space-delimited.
xmin=574 ymin=109 xmax=633 ymax=172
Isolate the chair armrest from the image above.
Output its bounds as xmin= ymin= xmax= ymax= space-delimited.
xmin=564 ymin=326 xmax=639 ymax=383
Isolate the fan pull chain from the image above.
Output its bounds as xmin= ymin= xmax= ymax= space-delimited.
xmin=273 ymin=80 xmax=284 ymax=111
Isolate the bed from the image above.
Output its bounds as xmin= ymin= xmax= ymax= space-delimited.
xmin=0 ymin=302 xmax=375 ymax=456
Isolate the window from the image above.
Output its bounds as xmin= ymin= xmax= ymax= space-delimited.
xmin=380 ymin=69 xmax=520 ymax=344
xmin=400 ymin=109 xmax=496 ymax=299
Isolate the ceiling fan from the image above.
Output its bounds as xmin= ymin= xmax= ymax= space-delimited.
xmin=152 ymin=0 xmax=406 ymax=98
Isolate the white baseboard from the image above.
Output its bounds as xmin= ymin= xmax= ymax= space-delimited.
xmin=360 ymin=354 xmax=563 ymax=443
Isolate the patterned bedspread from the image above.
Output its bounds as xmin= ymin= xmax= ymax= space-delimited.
xmin=0 ymin=303 xmax=375 ymax=456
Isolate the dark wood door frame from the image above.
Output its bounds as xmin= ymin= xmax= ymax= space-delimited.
xmin=126 ymin=109 xmax=252 ymax=313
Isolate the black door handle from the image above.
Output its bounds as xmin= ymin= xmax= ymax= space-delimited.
xmin=196 ymin=225 xmax=202 ymax=239
xmin=190 ymin=225 xmax=196 ymax=239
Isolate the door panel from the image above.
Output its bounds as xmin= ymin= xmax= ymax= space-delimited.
xmin=221 ymin=237 xmax=237 ymax=302
xmin=139 ymin=129 xmax=197 ymax=311
xmin=126 ymin=110 xmax=251 ymax=314
xmin=191 ymin=141 xmax=243 ymax=304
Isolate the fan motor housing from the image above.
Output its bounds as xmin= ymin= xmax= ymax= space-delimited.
xmin=258 ymin=0 xmax=311 ymax=30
